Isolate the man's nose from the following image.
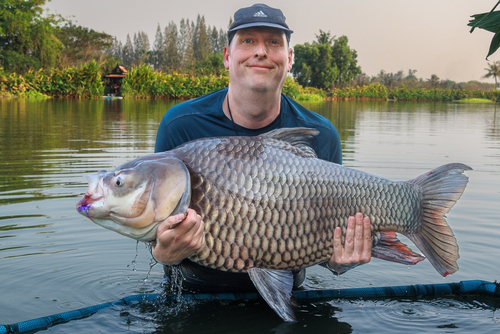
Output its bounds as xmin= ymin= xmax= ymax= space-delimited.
xmin=254 ymin=42 xmax=267 ymax=58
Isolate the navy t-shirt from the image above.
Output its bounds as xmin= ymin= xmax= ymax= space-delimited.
xmin=155 ymin=88 xmax=342 ymax=164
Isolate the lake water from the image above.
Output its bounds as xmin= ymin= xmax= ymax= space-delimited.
xmin=1 ymin=98 xmax=499 ymax=333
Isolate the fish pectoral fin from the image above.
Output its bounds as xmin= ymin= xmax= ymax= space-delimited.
xmin=247 ymin=268 xmax=297 ymax=322
xmin=372 ymin=231 xmax=426 ymax=265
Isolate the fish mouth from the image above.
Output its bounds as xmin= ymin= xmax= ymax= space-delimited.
xmin=76 ymin=171 xmax=107 ymax=216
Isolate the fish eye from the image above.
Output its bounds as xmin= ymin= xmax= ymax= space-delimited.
xmin=115 ymin=178 xmax=124 ymax=187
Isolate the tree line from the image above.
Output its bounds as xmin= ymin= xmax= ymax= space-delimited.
xmin=1 ymin=1 xmax=496 ymax=93
xmin=356 ymin=69 xmax=496 ymax=91
xmin=106 ymin=15 xmax=230 ymax=75
xmin=0 ymin=1 xmax=229 ymax=76
xmin=1 ymin=0 xmax=115 ymax=73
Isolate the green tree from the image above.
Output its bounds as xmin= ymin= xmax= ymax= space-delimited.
xmin=179 ymin=18 xmax=195 ymax=68
xmin=316 ymin=29 xmax=334 ymax=45
xmin=55 ymin=22 xmax=114 ymax=68
xmin=0 ymin=0 xmax=63 ymax=72
xmin=193 ymin=15 xmax=211 ymax=62
xmin=108 ymin=37 xmax=123 ymax=60
xmin=378 ymin=70 xmax=404 ymax=90
xmin=122 ymin=34 xmax=134 ymax=67
xmin=330 ymin=35 xmax=362 ymax=87
xmin=405 ymin=69 xmax=419 ymax=87
xmin=151 ymin=24 xmax=164 ymax=70
xmin=133 ymin=31 xmax=150 ymax=65
xmin=482 ymin=61 xmax=500 ymax=89
xmin=218 ymin=28 xmax=227 ymax=52
xmin=111 ymin=16 xmax=227 ymax=74
xmin=291 ymin=30 xmax=361 ymax=89
xmin=292 ymin=42 xmax=338 ymax=89
xmin=427 ymin=74 xmax=440 ymax=88
xmin=164 ymin=22 xmax=180 ymax=71
xmin=210 ymin=26 xmax=219 ymax=53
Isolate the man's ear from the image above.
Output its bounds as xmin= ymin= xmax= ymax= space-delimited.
xmin=287 ymin=47 xmax=293 ymax=72
xmin=224 ymin=45 xmax=230 ymax=70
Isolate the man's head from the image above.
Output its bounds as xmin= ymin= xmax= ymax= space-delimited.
xmin=224 ymin=4 xmax=293 ymax=95
xmin=227 ymin=4 xmax=293 ymax=46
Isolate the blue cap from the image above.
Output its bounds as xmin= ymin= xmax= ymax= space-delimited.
xmin=228 ymin=4 xmax=293 ymax=44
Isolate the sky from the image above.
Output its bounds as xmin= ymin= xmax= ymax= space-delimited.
xmin=44 ymin=0 xmax=500 ymax=83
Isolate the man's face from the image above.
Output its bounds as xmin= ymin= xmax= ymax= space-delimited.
xmin=224 ymin=27 xmax=293 ymax=94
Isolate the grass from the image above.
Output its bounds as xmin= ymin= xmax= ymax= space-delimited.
xmin=18 ymin=91 xmax=51 ymax=99
xmin=454 ymin=98 xmax=495 ymax=103
xmin=295 ymin=93 xmax=323 ymax=101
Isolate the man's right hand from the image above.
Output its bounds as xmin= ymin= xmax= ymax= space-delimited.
xmin=151 ymin=208 xmax=205 ymax=265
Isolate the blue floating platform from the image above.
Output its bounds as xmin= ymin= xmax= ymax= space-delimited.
xmin=1 ymin=280 xmax=498 ymax=333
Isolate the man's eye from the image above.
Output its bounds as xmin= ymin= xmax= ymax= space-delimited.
xmin=243 ymin=39 xmax=252 ymax=43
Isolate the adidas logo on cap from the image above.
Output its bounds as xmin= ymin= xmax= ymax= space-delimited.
xmin=253 ymin=10 xmax=267 ymax=18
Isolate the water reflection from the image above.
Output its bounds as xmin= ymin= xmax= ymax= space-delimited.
xmin=486 ymin=103 xmax=500 ymax=141
xmin=0 ymin=98 xmax=178 ymax=205
xmin=1 ymin=98 xmax=500 ymax=332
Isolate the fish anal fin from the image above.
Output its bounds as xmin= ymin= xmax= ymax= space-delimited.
xmin=372 ymin=232 xmax=426 ymax=265
xmin=247 ymin=268 xmax=297 ymax=322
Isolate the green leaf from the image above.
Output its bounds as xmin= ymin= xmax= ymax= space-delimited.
xmin=469 ymin=12 xmax=500 ymax=33
xmin=469 ymin=0 xmax=500 ymax=33
xmin=487 ymin=29 xmax=500 ymax=59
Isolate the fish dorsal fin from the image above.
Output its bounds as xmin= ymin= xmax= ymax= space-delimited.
xmin=259 ymin=127 xmax=319 ymax=158
xmin=247 ymin=268 xmax=297 ymax=322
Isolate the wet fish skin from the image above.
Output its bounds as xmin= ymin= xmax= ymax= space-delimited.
xmin=169 ymin=130 xmax=467 ymax=278
xmin=77 ymin=128 xmax=471 ymax=322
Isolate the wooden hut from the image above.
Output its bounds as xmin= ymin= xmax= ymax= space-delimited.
xmin=104 ymin=65 xmax=128 ymax=96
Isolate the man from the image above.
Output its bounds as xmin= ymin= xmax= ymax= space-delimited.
xmin=152 ymin=4 xmax=371 ymax=292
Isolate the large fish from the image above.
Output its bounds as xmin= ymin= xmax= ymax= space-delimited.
xmin=76 ymin=128 xmax=471 ymax=322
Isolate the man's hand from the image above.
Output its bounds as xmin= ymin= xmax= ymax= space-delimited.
xmin=151 ymin=208 xmax=204 ymax=265
xmin=328 ymin=213 xmax=372 ymax=274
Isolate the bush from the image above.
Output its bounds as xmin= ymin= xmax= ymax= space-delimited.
xmin=389 ymin=87 xmax=500 ymax=101
xmin=282 ymin=76 xmax=300 ymax=99
xmin=328 ymin=83 xmax=388 ymax=100
xmin=18 ymin=91 xmax=50 ymax=99
xmin=121 ymin=64 xmax=230 ymax=99
xmin=296 ymin=93 xmax=323 ymax=101
xmin=0 ymin=61 xmax=104 ymax=98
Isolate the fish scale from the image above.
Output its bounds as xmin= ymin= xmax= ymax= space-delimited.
xmin=172 ymin=134 xmax=423 ymax=272
xmin=77 ymin=127 xmax=471 ymax=322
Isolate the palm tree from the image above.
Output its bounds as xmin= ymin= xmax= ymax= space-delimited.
xmin=427 ymin=74 xmax=440 ymax=89
xmin=315 ymin=30 xmax=334 ymax=45
xmin=482 ymin=61 xmax=500 ymax=90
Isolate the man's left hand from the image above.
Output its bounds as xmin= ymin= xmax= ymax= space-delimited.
xmin=328 ymin=212 xmax=372 ymax=274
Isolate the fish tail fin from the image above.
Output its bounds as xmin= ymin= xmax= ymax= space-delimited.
xmin=406 ymin=163 xmax=472 ymax=277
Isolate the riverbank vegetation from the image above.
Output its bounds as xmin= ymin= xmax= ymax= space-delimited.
xmin=120 ymin=64 xmax=229 ymax=99
xmin=0 ymin=62 xmax=103 ymax=98
xmin=1 ymin=2 xmax=499 ymax=101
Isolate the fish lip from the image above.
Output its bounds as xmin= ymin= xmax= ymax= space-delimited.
xmin=76 ymin=203 xmax=92 ymax=216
